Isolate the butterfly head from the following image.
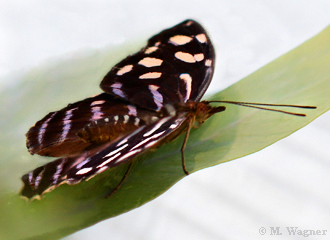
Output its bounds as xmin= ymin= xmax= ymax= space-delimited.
xmin=177 ymin=101 xmax=225 ymax=124
xmin=195 ymin=101 xmax=226 ymax=124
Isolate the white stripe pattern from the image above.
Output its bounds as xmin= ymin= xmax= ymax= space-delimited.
xmin=37 ymin=112 xmax=57 ymax=145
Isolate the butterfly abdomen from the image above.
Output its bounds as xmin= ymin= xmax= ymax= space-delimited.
xmin=77 ymin=114 xmax=143 ymax=144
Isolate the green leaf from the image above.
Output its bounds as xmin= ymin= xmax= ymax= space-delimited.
xmin=0 ymin=24 xmax=329 ymax=239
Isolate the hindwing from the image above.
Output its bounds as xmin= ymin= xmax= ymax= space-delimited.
xmin=21 ymin=116 xmax=188 ymax=199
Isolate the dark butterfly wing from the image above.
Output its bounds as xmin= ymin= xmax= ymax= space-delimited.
xmin=22 ymin=19 xmax=215 ymax=199
xmin=21 ymin=115 xmax=188 ymax=199
xmin=27 ymin=93 xmax=160 ymax=157
xmin=100 ymin=19 xmax=215 ymax=111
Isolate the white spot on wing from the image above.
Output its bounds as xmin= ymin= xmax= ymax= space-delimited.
xmin=175 ymin=51 xmax=196 ymax=63
xmin=34 ymin=169 xmax=45 ymax=188
xmin=111 ymin=82 xmax=126 ymax=98
xmin=145 ymin=46 xmax=158 ymax=54
xmin=59 ymin=107 xmax=78 ymax=142
xmin=104 ymin=143 xmax=128 ymax=158
xmin=134 ymin=118 xmax=140 ymax=126
xmin=127 ymin=105 xmax=137 ymax=116
xmin=117 ymin=136 xmax=129 ymax=147
xmin=97 ymin=153 xmax=121 ymax=168
xmin=91 ymin=100 xmax=106 ymax=106
xmin=28 ymin=172 xmax=33 ymax=183
xmin=148 ymin=84 xmax=163 ymax=110
xmin=111 ymin=82 xmax=122 ymax=88
xmin=60 ymin=123 xmax=71 ymax=142
xmin=90 ymin=106 xmax=104 ymax=121
xmin=144 ymin=130 xmax=167 ymax=148
xmin=38 ymin=112 xmax=57 ymax=145
xmin=131 ymin=136 xmax=153 ymax=151
xmin=114 ymin=115 xmax=119 ymax=124
xmin=205 ymin=59 xmax=212 ymax=67
xmin=139 ymin=72 xmax=162 ymax=79
xmin=169 ymin=35 xmax=193 ymax=45
xmin=180 ymin=73 xmax=192 ymax=101
xmin=138 ymin=57 xmax=163 ymax=67
xmin=52 ymin=161 xmax=64 ymax=183
xmin=76 ymin=158 xmax=91 ymax=169
xmin=76 ymin=167 xmax=93 ymax=175
xmin=116 ymin=64 xmax=133 ymax=75
xmin=142 ymin=117 xmax=169 ymax=138
xmin=196 ymin=33 xmax=207 ymax=43
xmin=169 ymin=117 xmax=185 ymax=130
xmin=133 ymin=130 xmax=167 ymax=151
xmin=194 ymin=53 xmax=204 ymax=62
xmin=116 ymin=149 xmax=142 ymax=162
xmin=113 ymin=88 xmax=126 ymax=98
xmin=169 ymin=122 xmax=179 ymax=129
xmin=123 ymin=115 xmax=129 ymax=124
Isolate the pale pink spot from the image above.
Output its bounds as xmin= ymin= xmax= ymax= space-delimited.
xmin=196 ymin=34 xmax=207 ymax=43
xmin=175 ymin=51 xmax=196 ymax=63
xmin=169 ymin=35 xmax=193 ymax=45
xmin=139 ymin=72 xmax=162 ymax=79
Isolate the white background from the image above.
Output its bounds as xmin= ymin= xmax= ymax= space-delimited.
xmin=1 ymin=1 xmax=330 ymax=240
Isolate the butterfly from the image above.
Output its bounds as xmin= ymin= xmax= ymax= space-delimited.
xmin=21 ymin=20 xmax=315 ymax=200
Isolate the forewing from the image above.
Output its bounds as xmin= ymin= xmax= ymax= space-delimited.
xmin=21 ymin=116 xmax=188 ymax=199
xmin=26 ymin=93 xmax=154 ymax=157
xmin=100 ymin=19 xmax=215 ymax=111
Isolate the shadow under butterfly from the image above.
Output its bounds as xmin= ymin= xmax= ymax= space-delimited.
xmin=21 ymin=19 xmax=316 ymax=200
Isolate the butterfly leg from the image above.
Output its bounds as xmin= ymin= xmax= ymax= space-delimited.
xmin=181 ymin=116 xmax=195 ymax=175
xmin=106 ymin=162 xmax=133 ymax=198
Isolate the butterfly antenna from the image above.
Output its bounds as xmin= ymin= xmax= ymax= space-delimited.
xmin=208 ymin=101 xmax=316 ymax=117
